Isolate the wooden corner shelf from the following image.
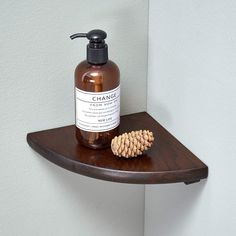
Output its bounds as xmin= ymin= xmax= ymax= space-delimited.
xmin=26 ymin=112 xmax=208 ymax=184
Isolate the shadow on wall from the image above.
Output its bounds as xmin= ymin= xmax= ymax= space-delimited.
xmin=94 ymin=5 xmax=147 ymax=115
xmin=145 ymin=181 xmax=207 ymax=236
xmin=33 ymin=152 xmax=143 ymax=235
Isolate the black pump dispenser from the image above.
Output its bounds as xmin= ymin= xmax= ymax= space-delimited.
xmin=70 ymin=29 xmax=108 ymax=65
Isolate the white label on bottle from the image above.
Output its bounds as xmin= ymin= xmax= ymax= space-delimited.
xmin=75 ymin=85 xmax=120 ymax=132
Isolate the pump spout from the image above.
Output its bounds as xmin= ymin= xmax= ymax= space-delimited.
xmin=70 ymin=30 xmax=106 ymax=42
xmin=70 ymin=33 xmax=87 ymax=40
xmin=70 ymin=29 xmax=108 ymax=64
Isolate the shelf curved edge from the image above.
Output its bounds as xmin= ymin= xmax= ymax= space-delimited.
xmin=26 ymin=112 xmax=208 ymax=184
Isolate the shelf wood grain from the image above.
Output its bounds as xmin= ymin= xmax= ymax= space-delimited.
xmin=27 ymin=112 xmax=208 ymax=184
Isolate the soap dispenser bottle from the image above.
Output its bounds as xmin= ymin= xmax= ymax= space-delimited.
xmin=70 ymin=29 xmax=120 ymax=149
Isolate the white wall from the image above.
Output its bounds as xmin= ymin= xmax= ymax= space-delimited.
xmin=0 ymin=1 xmax=148 ymax=235
xmin=146 ymin=0 xmax=236 ymax=235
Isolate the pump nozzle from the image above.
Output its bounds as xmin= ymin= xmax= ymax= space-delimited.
xmin=70 ymin=29 xmax=107 ymax=42
xmin=70 ymin=33 xmax=87 ymax=40
xmin=70 ymin=29 xmax=108 ymax=64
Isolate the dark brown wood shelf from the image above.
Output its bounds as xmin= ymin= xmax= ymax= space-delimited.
xmin=27 ymin=112 xmax=208 ymax=184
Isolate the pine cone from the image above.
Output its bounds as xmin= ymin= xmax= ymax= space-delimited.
xmin=111 ymin=130 xmax=154 ymax=158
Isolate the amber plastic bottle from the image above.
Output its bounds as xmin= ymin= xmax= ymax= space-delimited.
xmin=70 ymin=30 xmax=120 ymax=149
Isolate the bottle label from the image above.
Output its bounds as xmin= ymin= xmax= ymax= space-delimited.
xmin=75 ymin=85 xmax=120 ymax=132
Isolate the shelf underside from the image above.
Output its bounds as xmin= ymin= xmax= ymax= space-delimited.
xmin=27 ymin=112 xmax=208 ymax=184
